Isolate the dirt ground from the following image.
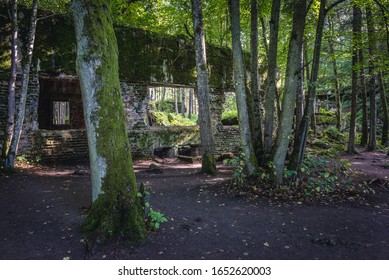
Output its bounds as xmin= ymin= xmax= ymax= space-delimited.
xmin=0 ymin=152 xmax=388 ymax=260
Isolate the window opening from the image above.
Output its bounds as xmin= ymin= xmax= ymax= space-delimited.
xmin=147 ymin=86 xmax=198 ymax=127
xmin=52 ymin=101 xmax=70 ymax=125
xmin=222 ymin=91 xmax=238 ymax=126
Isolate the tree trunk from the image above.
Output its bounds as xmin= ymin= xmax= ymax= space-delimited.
xmin=359 ymin=48 xmax=368 ymax=147
xmin=378 ymin=71 xmax=389 ymax=146
xmin=191 ymin=0 xmax=217 ymax=174
xmin=181 ymin=88 xmax=185 ymax=117
xmin=264 ymin=0 xmax=281 ymax=159
xmin=289 ymin=0 xmax=327 ymax=172
xmin=2 ymin=0 xmax=18 ymax=166
xmin=260 ymin=17 xmax=269 ymax=62
xmin=71 ymin=0 xmax=146 ymax=242
xmin=347 ymin=4 xmax=361 ymax=154
xmin=188 ymin=88 xmax=193 ymax=119
xmin=328 ymin=15 xmax=342 ymax=130
xmin=366 ymin=5 xmax=377 ymax=152
xmin=175 ymin=89 xmax=178 ymax=114
xmin=228 ymin=0 xmax=258 ymax=176
xmin=272 ymin=0 xmax=307 ymax=184
xmin=162 ymin=86 xmax=166 ymax=100
xmin=5 ymin=0 xmax=38 ymax=171
xmin=304 ymin=41 xmax=316 ymax=135
xmin=295 ymin=47 xmax=304 ymax=139
xmin=249 ymin=0 xmax=263 ymax=165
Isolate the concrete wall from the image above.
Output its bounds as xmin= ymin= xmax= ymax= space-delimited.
xmin=0 ymin=74 xmax=240 ymax=163
xmin=0 ymin=9 xmax=241 ymax=163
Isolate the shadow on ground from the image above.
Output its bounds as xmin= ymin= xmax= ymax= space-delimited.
xmin=0 ymin=154 xmax=388 ymax=260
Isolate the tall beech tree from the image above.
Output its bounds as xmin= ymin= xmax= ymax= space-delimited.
xmin=366 ymin=5 xmax=377 ymax=151
xmin=378 ymin=71 xmax=389 ymax=146
xmin=228 ymin=0 xmax=259 ymax=176
xmin=328 ymin=14 xmax=342 ymax=130
xmin=347 ymin=3 xmax=361 ymax=154
xmin=248 ymin=0 xmax=263 ymax=165
xmin=71 ymin=0 xmax=146 ymax=242
xmin=264 ymin=0 xmax=280 ymax=159
xmin=359 ymin=47 xmax=369 ymax=147
xmin=191 ymin=0 xmax=217 ymax=174
xmin=375 ymin=1 xmax=389 ymax=147
xmin=272 ymin=0 xmax=307 ymax=184
xmin=289 ymin=0 xmax=346 ymax=172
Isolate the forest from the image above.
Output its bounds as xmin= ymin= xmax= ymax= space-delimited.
xmin=0 ymin=0 xmax=389 ymax=260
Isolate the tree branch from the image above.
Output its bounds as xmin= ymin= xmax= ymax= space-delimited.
xmin=325 ymin=0 xmax=347 ymax=14
xmin=184 ymin=22 xmax=194 ymax=40
xmin=37 ymin=12 xmax=66 ymax=21
xmin=260 ymin=17 xmax=269 ymax=59
xmin=373 ymin=0 xmax=389 ymax=14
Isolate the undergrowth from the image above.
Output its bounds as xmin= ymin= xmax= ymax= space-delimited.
xmin=151 ymin=110 xmax=197 ymax=126
xmin=309 ymin=126 xmax=347 ymax=158
xmin=138 ymin=183 xmax=168 ymax=231
xmin=222 ymin=153 xmax=376 ymax=205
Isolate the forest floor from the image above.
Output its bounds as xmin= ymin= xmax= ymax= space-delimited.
xmin=0 ymin=151 xmax=388 ymax=260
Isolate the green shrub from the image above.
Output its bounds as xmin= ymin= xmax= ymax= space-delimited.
xmin=152 ymin=99 xmax=183 ymax=113
xmin=221 ymin=110 xmax=238 ymax=125
xmin=151 ymin=111 xmax=197 ymax=126
xmin=323 ymin=126 xmax=347 ymax=142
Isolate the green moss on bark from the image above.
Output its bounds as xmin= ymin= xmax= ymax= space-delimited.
xmin=201 ymin=153 xmax=217 ymax=175
xmin=72 ymin=0 xmax=146 ymax=243
xmin=83 ymin=190 xmax=146 ymax=242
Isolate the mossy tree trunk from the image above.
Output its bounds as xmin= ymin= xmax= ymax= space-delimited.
xmin=347 ymin=4 xmax=361 ymax=154
xmin=378 ymin=71 xmax=389 ymax=146
xmin=228 ymin=0 xmax=259 ymax=176
xmin=294 ymin=47 xmax=304 ymax=140
xmin=264 ymin=0 xmax=281 ymax=160
xmin=359 ymin=48 xmax=368 ymax=147
xmin=272 ymin=0 xmax=307 ymax=184
xmin=366 ymin=5 xmax=377 ymax=152
xmin=249 ymin=0 xmax=263 ymax=166
xmin=289 ymin=0 xmax=328 ymax=172
xmin=288 ymin=0 xmax=346 ymax=172
xmin=191 ymin=0 xmax=217 ymax=175
xmin=328 ymin=15 xmax=342 ymax=130
xmin=71 ymin=0 xmax=146 ymax=242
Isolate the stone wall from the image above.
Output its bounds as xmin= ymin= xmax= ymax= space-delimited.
xmin=0 ymin=73 xmax=39 ymax=156
xmin=0 ymin=80 xmax=7 ymax=153
xmin=215 ymin=126 xmax=241 ymax=155
xmin=33 ymin=129 xmax=88 ymax=163
xmin=121 ymin=82 xmax=149 ymax=129
xmin=32 ymin=124 xmax=240 ymax=163
xmin=0 ymin=73 xmax=241 ymax=163
xmin=0 ymin=8 xmax=242 ymax=163
xmin=128 ymin=126 xmax=199 ymax=158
